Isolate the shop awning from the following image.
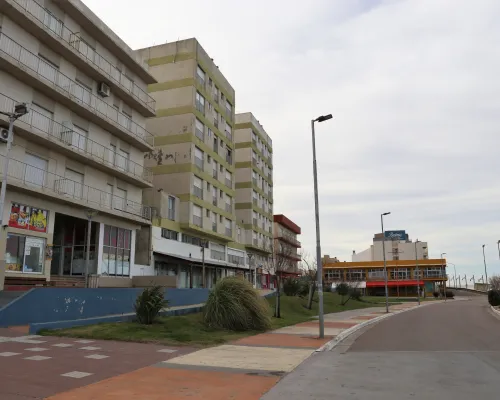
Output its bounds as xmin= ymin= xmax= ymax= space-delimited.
xmin=366 ymin=280 xmax=424 ymax=288
xmin=153 ymin=251 xmax=249 ymax=270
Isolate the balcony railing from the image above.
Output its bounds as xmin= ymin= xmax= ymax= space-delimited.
xmin=11 ymin=0 xmax=155 ymax=114
xmin=193 ymin=215 xmax=202 ymax=227
xmin=194 ymin=156 xmax=204 ymax=171
xmin=0 ymin=155 xmax=152 ymax=220
xmin=225 ymin=227 xmax=232 ymax=237
xmin=0 ymin=32 xmax=153 ymax=147
xmin=0 ymin=92 xmax=152 ymax=184
xmin=193 ymin=186 xmax=203 ymax=199
xmin=277 ymin=234 xmax=301 ymax=248
xmin=225 ymin=178 xmax=232 ymax=188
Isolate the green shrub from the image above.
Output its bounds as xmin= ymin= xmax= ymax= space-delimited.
xmin=297 ymin=279 xmax=310 ymax=297
xmin=488 ymin=290 xmax=500 ymax=306
xmin=445 ymin=290 xmax=454 ymax=298
xmin=204 ymin=277 xmax=271 ymax=331
xmin=134 ymin=286 xmax=169 ymax=325
xmin=433 ymin=291 xmax=440 ymax=298
xmin=336 ymin=282 xmax=350 ymax=296
xmin=283 ymin=277 xmax=300 ymax=296
xmin=350 ymin=288 xmax=363 ymax=301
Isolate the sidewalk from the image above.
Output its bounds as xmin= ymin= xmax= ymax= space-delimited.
xmin=46 ymin=302 xmax=423 ymax=400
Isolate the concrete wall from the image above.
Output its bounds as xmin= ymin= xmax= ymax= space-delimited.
xmin=0 ymin=287 xmax=209 ymax=326
xmin=132 ymin=275 xmax=176 ymax=288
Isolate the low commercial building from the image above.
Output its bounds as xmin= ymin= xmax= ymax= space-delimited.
xmin=273 ymin=214 xmax=301 ymax=282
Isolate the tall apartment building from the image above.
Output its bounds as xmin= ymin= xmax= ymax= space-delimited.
xmin=273 ymin=214 xmax=301 ymax=280
xmin=234 ymin=113 xmax=274 ymax=266
xmin=135 ymin=39 xmax=252 ymax=288
xmin=0 ymin=0 xmax=156 ymax=290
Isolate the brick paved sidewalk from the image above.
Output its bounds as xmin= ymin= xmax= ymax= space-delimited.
xmin=45 ymin=302 xmax=423 ymax=400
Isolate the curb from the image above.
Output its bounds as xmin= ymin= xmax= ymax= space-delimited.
xmin=491 ymin=305 xmax=500 ymax=318
xmin=316 ymin=301 xmax=439 ymax=353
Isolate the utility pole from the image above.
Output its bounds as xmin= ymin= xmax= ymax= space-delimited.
xmin=464 ymin=274 xmax=467 ymax=289
xmin=381 ymin=212 xmax=391 ymax=313
xmin=482 ymin=244 xmax=488 ymax=287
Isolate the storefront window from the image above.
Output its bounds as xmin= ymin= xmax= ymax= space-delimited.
xmin=5 ymin=234 xmax=45 ymax=273
xmin=102 ymin=225 xmax=131 ymax=276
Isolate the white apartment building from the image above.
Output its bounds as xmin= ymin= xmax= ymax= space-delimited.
xmin=0 ymin=0 xmax=156 ymax=290
xmin=352 ymin=230 xmax=429 ymax=262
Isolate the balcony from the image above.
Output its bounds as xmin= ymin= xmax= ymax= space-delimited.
xmin=193 ymin=186 xmax=203 ymax=200
xmin=225 ymin=227 xmax=232 ymax=237
xmin=277 ymin=234 xmax=301 ymax=248
xmin=194 ymin=156 xmax=204 ymax=171
xmin=0 ymin=32 xmax=153 ymax=151
xmin=0 ymin=92 xmax=152 ymax=188
xmin=193 ymin=215 xmax=202 ymax=227
xmin=3 ymin=0 xmax=156 ymax=116
xmin=225 ymin=178 xmax=232 ymax=188
xmin=0 ymin=154 xmax=152 ymax=223
xmin=225 ymin=203 xmax=231 ymax=213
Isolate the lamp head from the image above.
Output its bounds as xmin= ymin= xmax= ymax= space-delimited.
xmin=14 ymin=102 xmax=28 ymax=116
xmin=382 ymin=212 xmax=391 ymax=216
xmin=315 ymin=114 xmax=333 ymax=123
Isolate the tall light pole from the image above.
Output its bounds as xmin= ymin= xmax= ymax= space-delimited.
xmin=311 ymin=113 xmax=333 ymax=339
xmin=448 ymin=262 xmax=457 ymax=288
xmin=0 ymin=102 xmax=29 ymax=226
xmin=414 ymin=239 xmax=424 ymax=305
xmin=381 ymin=212 xmax=391 ymax=313
xmin=482 ymin=244 xmax=488 ymax=287
xmin=441 ymin=252 xmax=446 ymax=301
xmin=497 ymin=240 xmax=500 ymax=265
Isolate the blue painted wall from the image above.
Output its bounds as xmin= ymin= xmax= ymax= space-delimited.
xmin=0 ymin=288 xmax=209 ymax=327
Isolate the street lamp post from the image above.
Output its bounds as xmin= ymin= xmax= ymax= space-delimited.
xmin=0 ymin=103 xmax=29 ymax=227
xmin=482 ymin=244 xmax=488 ymax=287
xmin=381 ymin=212 xmax=391 ymax=313
xmin=441 ymin=252 xmax=447 ymax=301
xmin=311 ymin=113 xmax=333 ymax=339
xmin=497 ymin=240 xmax=500 ymax=265
xmin=414 ymin=240 xmax=424 ymax=305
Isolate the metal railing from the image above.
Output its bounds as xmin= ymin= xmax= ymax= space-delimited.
xmin=194 ymin=156 xmax=204 ymax=171
xmin=12 ymin=0 xmax=155 ymax=113
xmin=225 ymin=227 xmax=232 ymax=237
xmin=0 ymin=92 xmax=152 ymax=183
xmin=193 ymin=186 xmax=203 ymax=199
xmin=0 ymin=32 xmax=152 ymax=146
xmin=0 ymin=154 xmax=152 ymax=220
xmin=193 ymin=215 xmax=202 ymax=227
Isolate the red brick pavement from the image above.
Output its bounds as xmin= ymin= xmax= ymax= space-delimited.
xmin=0 ymin=332 xmax=196 ymax=399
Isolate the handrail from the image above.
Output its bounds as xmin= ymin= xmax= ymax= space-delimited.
xmin=12 ymin=0 xmax=155 ymax=113
xmin=0 ymin=92 xmax=152 ymax=183
xmin=0 ymin=32 xmax=153 ymax=146
xmin=0 ymin=154 xmax=152 ymax=220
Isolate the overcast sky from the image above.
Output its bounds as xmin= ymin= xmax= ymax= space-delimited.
xmin=85 ymin=0 xmax=500 ymax=279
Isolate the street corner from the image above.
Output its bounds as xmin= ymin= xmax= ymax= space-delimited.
xmin=46 ymin=366 xmax=280 ymax=400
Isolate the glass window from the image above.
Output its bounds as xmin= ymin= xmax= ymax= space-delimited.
xmin=5 ymin=234 xmax=45 ymax=273
xmin=168 ymin=196 xmax=175 ymax=220
xmin=25 ymin=153 xmax=47 ymax=187
xmin=161 ymin=229 xmax=178 ymax=240
xmin=102 ymin=225 xmax=131 ymax=276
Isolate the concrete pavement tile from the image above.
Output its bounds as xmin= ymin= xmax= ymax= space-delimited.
xmin=232 ymin=333 xmax=333 ymax=349
xmin=272 ymin=326 xmax=344 ymax=336
xmin=46 ymin=366 xmax=279 ymax=400
xmin=164 ymin=344 xmax=314 ymax=372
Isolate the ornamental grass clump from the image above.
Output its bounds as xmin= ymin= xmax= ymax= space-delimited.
xmin=204 ymin=277 xmax=271 ymax=331
xmin=134 ymin=286 xmax=169 ymax=325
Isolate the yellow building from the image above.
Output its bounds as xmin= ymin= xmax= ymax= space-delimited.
xmin=323 ymin=258 xmax=448 ymax=297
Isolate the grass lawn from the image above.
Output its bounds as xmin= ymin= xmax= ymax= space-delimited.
xmin=39 ymin=292 xmax=384 ymax=347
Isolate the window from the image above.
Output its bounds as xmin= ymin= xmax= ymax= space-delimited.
xmin=114 ymin=187 xmax=127 ymax=211
xmin=193 ymin=204 xmax=202 ymax=227
xmin=195 ymin=118 xmax=204 ymax=141
xmin=220 ymin=189 xmax=223 ymax=198
xmin=182 ymin=234 xmax=208 ymax=247
xmin=219 ymin=215 xmax=223 ymax=223
xmin=116 ymin=147 xmax=129 ymax=172
xmin=167 ymin=196 xmax=175 ymax=220
xmin=5 ymin=234 xmax=45 ymax=273
xmin=195 ymin=91 xmax=205 ymax=114
xmin=194 ymin=146 xmax=204 ymax=170
xmin=64 ymin=168 xmax=84 ymax=199
xmin=25 ymin=153 xmax=47 ymax=188
xmin=225 ymin=170 xmax=232 ymax=187
xmin=206 ymin=182 xmax=210 ymax=191
xmin=193 ymin=176 xmax=203 ymax=199
xmin=206 ymin=209 xmax=210 ymax=217
xmin=207 ymin=155 xmax=211 ymax=164
xmin=104 ymin=184 xmax=113 ymax=208
xmin=31 ymin=103 xmax=53 ymax=135
xmin=225 ymin=218 xmax=232 ymax=237
xmin=102 ymin=226 xmax=131 ymax=276
xmin=161 ymin=229 xmax=178 ymax=240
xmin=207 ymin=128 xmax=213 ymax=138
xmin=196 ymin=65 xmax=205 ymax=86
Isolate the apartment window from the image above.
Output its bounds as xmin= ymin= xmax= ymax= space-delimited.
xmin=195 ymin=118 xmax=204 ymax=141
xmin=219 ymin=215 xmax=223 ymax=223
xmin=30 ymin=103 xmax=53 ymax=135
xmin=114 ymin=187 xmax=127 ymax=211
xmin=182 ymin=234 xmax=208 ymax=247
xmin=206 ymin=182 xmax=210 ymax=191
xmin=220 ymin=189 xmax=223 ymax=198
xmin=214 ymin=86 xmax=219 ymax=103
xmin=211 ymin=243 xmax=225 ymax=261
xmin=225 ymin=100 xmax=232 ymax=119
xmin=207 ymin=128 xmax=213 ymax=138
xmin=211 ymin=211 xmax=217 ymax=232
xmin=102 ymin=226 xmax=131 ymax=276
xmin=220 ymin=164 xmax=224 ymax=173
xmin=5 ymin=234 xmax=45 ymax=273
xmin=25 ymin=153 xmax=47 ymax=188
xmin=225 ymin=170 xmax=232 ymax=187
xmin=194 ymin=146 xmax=204 ymax=170
xmin=206 ymin=209 xmax=210 ymax=218
xmin=167 ymin=196 xmax=175 ymax=220
xmin=228 ymin=253 xmax=244 ymax=265
xmin=226 ymin=195 xmax=232 ymax=212
xmin=193 ymin=204 xmax=202 ymax=227
xmin=196 ymin=65 xmax=205 ymax=86
xmin=237 ymin=226 xmax=242 ymax=243
xmin=195 ymin=92 xmax=205 ymax=114
xmin=161 ymin=229 xmax=178 ymax=240
xmin=116 ymin=147 xmax=129 ymax=172
xmin=208 ymin=78 xmax=213 ymax=87
xmin=193 ymin=176 xmax=203 ymax=199
xmin=225 ymin=124 xmax=232 ymax=140
xmin=64 ymin=168 xmax=84 ymax=199
xmin=252 ymin=132 xmax=257 ymax=144
xmin=104 ymin=184 xmax=113 ymax=208
xmin=214 ymin=110 xmax=219 ymax=128
xmin=207 ymin=155 xmax=211 ymax=164
xmin=225 ymin=218 xmax=232 ymax=237
xmin=212 ymin=186 xmax=217 ymax=203
xmin=213 ymin=161 xmax=218 ymax=178
xmin=226 ymin=148 xmax=232 ymax=165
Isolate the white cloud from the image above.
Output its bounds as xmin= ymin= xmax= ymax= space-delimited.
xmin=85 ymin=0 xmax=500 ymax=277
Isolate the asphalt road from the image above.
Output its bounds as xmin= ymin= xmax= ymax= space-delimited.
xmin=262 ymin=297 xmax=500 ymax=400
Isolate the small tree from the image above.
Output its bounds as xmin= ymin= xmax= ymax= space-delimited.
xmin=336 ymin=282 xmax=350 ymax=304
xmin=300 ymin=254 xmax=317 ymax=310
xmin=335 ymin=282 xmax=362 ymax=306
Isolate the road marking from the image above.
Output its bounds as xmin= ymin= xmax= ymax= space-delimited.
xmin=157 ymin=349 xmax=178 ymax=353
xmin=85 ymin=354 xmax=109 ymax=359
xmin=24 ymin=347 xmax=49 ymax=352
xmin=61 ymin=371 xmax=94 ymax=379
xmin=52 ymin=343 xmax=73 ymax=347
xmin=0 ymin=352 xmax=21 ymax=357
xmin=79 ymin=346 xmax=101 ymax=351
xmin=24 ymin=355 xmax=52 ymax=361
xmin=74 ymin=340 xmax=95 ymax=344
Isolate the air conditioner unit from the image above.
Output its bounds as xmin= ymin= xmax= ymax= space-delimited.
xmin=0 ymin=128 xmax=9 ymax=143
xmin=98 ymin=82 xmax=111 ymax=98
